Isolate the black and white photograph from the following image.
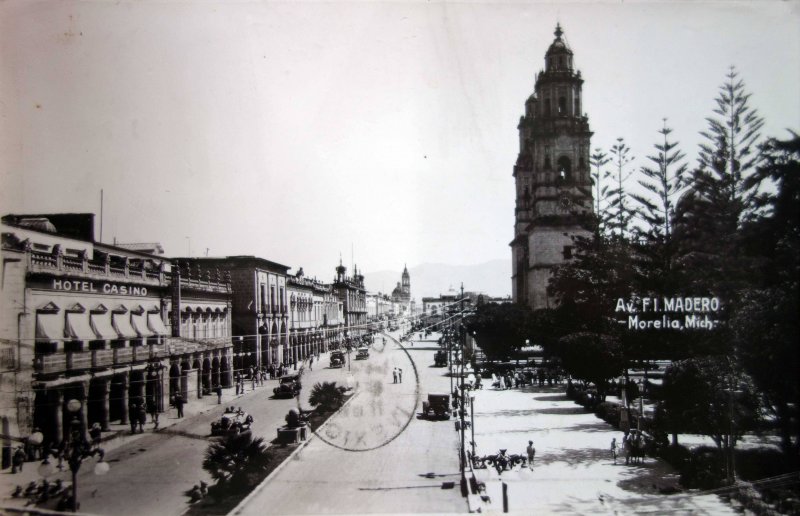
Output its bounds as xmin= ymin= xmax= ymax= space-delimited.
xmin=1 ymin=1 xmax=798 ymax=514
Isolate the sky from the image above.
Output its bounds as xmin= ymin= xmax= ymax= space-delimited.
xmin=1 ymin=1 xmax=798 ymax=282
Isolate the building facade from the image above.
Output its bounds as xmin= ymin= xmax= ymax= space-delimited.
xmin=177 ymin=257 xmax=291 ymax=372
xmin=510 ymin=24 xmax=594 ymax=310
xmin=0 ymin=214 xmax=233 ymax=463
xmin=332 ymin=262 xmax=367 ymax=341
xmin=287 ymin=269 xmax=340 ymax=363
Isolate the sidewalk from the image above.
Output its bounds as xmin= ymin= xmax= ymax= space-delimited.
xmin=468 ymin=384 xmax=741 ymax=514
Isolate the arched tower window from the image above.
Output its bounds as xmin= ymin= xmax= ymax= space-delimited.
xmin=558 ymin=97 xmax=567 ymax=115
xmin=574 ymin=96 xmax=581 ymax=116
xmin=557 ymin=156 xmax=571 ymax=182
xmin=544 ymin=99 xmax=551 ymax=116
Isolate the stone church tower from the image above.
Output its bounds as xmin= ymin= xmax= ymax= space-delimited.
xmin=392 ymin=264 xmax=411 ymax=304
xmin=511 ymin=24 xmax=594 ymax=310
xmin=401 ymin=264 xmax=410 ymax=297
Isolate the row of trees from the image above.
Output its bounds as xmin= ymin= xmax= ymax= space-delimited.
xmin=468 ymin=67 xmax=799 ymax=462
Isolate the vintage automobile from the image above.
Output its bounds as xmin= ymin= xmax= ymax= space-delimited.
xmin=211 ymin=407 xmax=253 ymax=436
xmin=355 ymin=347 xmax=369 ymax=360
xmin=421 ymin=393 xmax=451 ymax=419
xmin=273 ymin=373 xmax=302 ymax=398
xmin=434 ymin=350 xmax=448 ymax=367
xmin=330 ymin=350 xmax=345 ymax=368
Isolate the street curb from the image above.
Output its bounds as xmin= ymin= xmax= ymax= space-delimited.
xmin=224 ymin=391 xmax=359 ymax=516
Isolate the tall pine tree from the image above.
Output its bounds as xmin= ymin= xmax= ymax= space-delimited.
xmin=631 ymin=119 xmax=689 ymax=293
xmin=673 ymin=67 xmax=765 ymax=298
xmin=606 ymin=138 xmax=636 ymax=241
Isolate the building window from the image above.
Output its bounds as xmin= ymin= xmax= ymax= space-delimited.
xmin=558 ymin=96 xmax=566 ymax=115
xmin=557 ymin=156 xmax=571 ymax=182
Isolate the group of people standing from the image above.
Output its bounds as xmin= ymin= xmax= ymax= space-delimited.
xmin=129 ymin=396 xmax=160 ymax=433
xmin=392 ymin=367 xmax=403 ymax=384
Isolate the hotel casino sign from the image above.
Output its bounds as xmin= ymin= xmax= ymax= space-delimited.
xmin=27 ymin=273 xmax=167 ymax=298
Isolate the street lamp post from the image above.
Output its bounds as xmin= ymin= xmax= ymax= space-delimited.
xmin=38 ymin=399 xmax=109 ymax=512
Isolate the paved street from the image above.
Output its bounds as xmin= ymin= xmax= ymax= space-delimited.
xmin=470 ymin=383 xmax=740 ymax=514
xmin=1 ymin=351 xmax=366 ymax=516
xmin=232 ymin=334 xmax=467 ymax=515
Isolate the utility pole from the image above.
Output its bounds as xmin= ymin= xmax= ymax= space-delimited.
xmin=459 ymin=282 xmax=467 ymax=496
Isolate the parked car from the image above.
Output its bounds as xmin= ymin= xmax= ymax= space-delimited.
xmin=421 ymin=393 xmax=451 ymax=419
xmin=434 ymin=350 xmax=448 ymax=367
xmin=356 ymin=347 xmax=369 ymax=360
xmin=273 ymin=374 xmax=302 ymax=398
xmin=330 ymin=350 xmax=345 ymax=368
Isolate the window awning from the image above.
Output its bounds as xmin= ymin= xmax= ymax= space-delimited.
xmin=35 ymin=313 xmax=62 ymax=342
xmin=147 ymin=312 xmax=169 ymax=336
xmin=131 ymin=311 xmax=153 ymax=337
xmin=90 ymin=313 xmax=117 ymax=340
xmin=65 ymin=312 xmax=97 ymax=341
xmin=112 ymin=312 xmax=138 ymax=339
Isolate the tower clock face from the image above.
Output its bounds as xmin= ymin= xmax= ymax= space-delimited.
xmin=559 ymin=194 xmax=571 ymax=210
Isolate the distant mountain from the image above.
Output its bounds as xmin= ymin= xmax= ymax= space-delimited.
xmin=363 ymin=259 xmax=511 ymax=301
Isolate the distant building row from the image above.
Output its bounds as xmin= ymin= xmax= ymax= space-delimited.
xmin=0 ymin=212 xmax=411 ymax=467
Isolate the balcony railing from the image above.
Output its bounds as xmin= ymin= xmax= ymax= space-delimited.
xmin=28 ymin=250 xmax=171 ymax=287
xmin=34 ymin=338 xmax=232 ymax=376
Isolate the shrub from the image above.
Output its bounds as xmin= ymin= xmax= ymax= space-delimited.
xmin=680 ymin=446 xmax=725 ymax=490
xmin=202 ymin=432 xmax=272 ymax=492
xmin=308 ymin=381 xmax=347 ymax=412
xmin=595 ymin=401 xmax=621 ymax=427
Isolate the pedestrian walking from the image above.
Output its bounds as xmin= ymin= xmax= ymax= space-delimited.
xmin=11 ymin=445 xmax=26 ymax=473
xmin=215 ymin=384 xmax=223 ymax=404
xmin=398 ymin=368 xmax=403 ymax=383
xmin=309 ymin=356 xmax=314 ymax=371
xmin=392 ymin=368 xmax=398 ymax=384
xmin=129 ymin=402 xmax=138 ymax=434
xmin=610 ymin=437 xmax=618 ymax=464
xmin=526 ymin=440 xmax=536 ymax=468
xmin=89 ymin=423 xmax=102 ymax=449
xmin=174 ymin=392 xmax=184 ymax=418
xmin=138 ymin=404 xmax=147 ymax=433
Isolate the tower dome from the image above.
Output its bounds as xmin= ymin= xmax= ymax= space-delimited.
xmin=544 ymin=23 xmax=574 ymax=72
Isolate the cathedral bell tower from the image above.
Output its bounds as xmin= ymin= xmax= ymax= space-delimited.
xmin=511 ymin=24 xmax=594 ymax=310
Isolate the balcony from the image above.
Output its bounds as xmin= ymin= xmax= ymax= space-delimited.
xmin=28 ymin=250 xmax=170 ymax=287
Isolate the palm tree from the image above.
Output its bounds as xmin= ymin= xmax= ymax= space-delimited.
xmin=202 ymin=432 xmax=272 ymax=490
xmin=308 ymin=381 xmax=346 ymax=412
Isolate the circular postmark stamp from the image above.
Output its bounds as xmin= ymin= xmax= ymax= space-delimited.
xmin=298 ymin=331 xmax=420 ymax=452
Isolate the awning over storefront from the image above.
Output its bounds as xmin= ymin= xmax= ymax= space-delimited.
xmin=35 ymin=312 xmax=62 ymax=342
xmin=147 ymin=312 xmax=169 ymax=336
xmin=130 ymin=308 xmax=153 ymax=337
xmin=90 ymin=312 xmax=117 ymax=340
xmin=65 ymin=311 xmax=97 ymax=341
xmin=112 ymin=309 xmax=138 ymax=339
